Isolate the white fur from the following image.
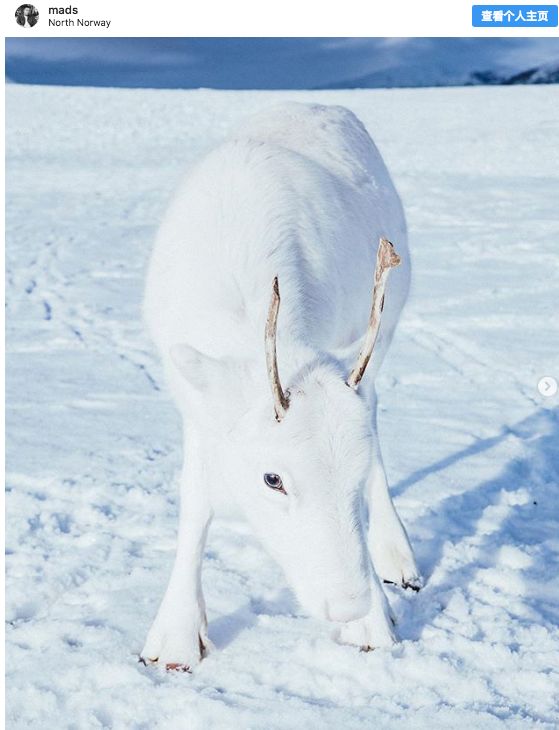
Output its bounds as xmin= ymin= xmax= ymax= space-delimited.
xmin=141 ymin=103 xmax=421 ymax=669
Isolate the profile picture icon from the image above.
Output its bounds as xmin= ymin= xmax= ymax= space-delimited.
xmin=15 ymin=4 xmax=39 ymax=27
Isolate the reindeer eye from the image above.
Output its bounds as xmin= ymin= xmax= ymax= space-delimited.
xmin=263 ymin=473 xmax=286 ymax=493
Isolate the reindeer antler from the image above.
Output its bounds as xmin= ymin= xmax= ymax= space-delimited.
xmin=265 ymin=277 xmax=290 ymax=421
xmin=346 ymin=238 xmax=401 ymax=390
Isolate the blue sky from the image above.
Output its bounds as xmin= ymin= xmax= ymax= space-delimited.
xmin=6 ymin=38 xmax=559 ymax=89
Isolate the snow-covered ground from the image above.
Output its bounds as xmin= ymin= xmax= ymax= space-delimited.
xmin=6 ymin=84 xmax=559 ymax=728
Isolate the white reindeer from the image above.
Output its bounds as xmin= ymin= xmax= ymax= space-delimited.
xmin=140 ymin=102 xmax=421 ymax=671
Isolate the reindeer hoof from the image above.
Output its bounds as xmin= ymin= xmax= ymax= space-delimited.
xmin=383 ymin=577 xmax=423 ymax=592
xmin=402 ymin=579 xmax=422 ymax=592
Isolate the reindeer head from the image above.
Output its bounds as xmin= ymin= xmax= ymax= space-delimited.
xmin=172 ymin=239 xmax=400 ymax=623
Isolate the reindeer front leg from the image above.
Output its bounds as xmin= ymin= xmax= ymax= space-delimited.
xmin=346 ymin=238 xmax=421 ymax=591
xmin=140 ymin=468 xmax=212 ymax=672
xmin=366 ymin=392 xmax=422 ymax=591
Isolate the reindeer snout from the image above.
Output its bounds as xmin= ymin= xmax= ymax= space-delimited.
xmin=324 ymin=589 xmax=370 ymax=623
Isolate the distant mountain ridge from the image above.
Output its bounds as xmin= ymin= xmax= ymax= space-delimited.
xmin=320 ymin=60 xmax=559 ymax=89
xmin=488 ymin=60 xmax=559 ymax=85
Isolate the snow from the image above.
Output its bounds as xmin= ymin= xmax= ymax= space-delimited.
xmin=6 ymin=84 xmax=559 ymax=727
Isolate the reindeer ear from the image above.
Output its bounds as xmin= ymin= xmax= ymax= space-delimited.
xmin=169 ymin=344 xmax=225 ymax=393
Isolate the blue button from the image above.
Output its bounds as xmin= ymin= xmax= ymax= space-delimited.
xmin=472 ymin=5 xmax=558 ymax=25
